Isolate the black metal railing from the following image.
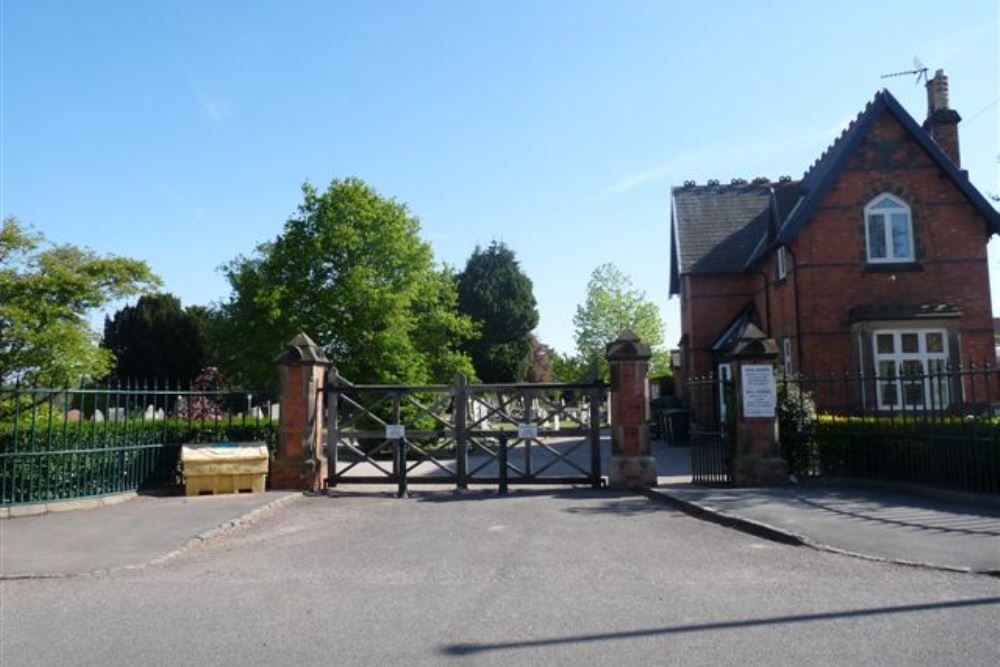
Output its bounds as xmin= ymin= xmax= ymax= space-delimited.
xmin=0 ymin=381 xmax=279 ymax=505
xmin=682 ymin=361 xmax=1000 ymax=493
xmin=778 ymin=361 xmax=1000 ymax=494
xmin=686 ymin=373 xmax=734 ymax=484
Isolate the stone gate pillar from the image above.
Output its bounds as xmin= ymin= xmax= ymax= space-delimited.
xmin=271 ymin=333 xmax=329 ymax=491
xmin=725 ymin=326 xmax=788 ymax=486
xmin=607 ymin=329 xmax=658 ymax=488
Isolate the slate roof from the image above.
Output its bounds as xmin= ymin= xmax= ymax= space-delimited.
xmin=669 ymin=180 xmax=802 ymax=294
xmin=669 ymin=88 xmax=1000 ymax=296
xmin=672 ymin=183 xmax=774 ymax=274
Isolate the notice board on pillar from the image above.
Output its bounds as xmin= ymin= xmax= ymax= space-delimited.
xmin=741 ymin=365 xmax=776 ymax=418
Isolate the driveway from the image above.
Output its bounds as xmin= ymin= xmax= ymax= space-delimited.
xmin=3 ymin=489 xmax=998 ymax=666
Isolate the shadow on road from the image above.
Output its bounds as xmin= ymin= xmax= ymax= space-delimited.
xmin=795 ymin=493 xmax=1000 ymax=537
xmin=439 ymin=596 xmax=1000 ymax=657
xmin=321 ymin=486 xmax=649 ymax=505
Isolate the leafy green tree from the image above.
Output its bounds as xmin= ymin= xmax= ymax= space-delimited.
xmin=572 ymin=263 xmax=670 ymax=380
xmin=184 ymin=304 xmax=225 ymax=368
xmin=0 ymin=217 xmax=160 ymax=385
xmin=216 ymin=178 xmax=476 ymax=388
xmin=550 ymin=350 xmax=589 ymax=383
xmin=456 ymin=241 xmax=539 ymax=382
xmin=101 ymin=293 xmax=205 ymax=382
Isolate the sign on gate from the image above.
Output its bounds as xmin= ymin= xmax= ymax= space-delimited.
xmin=385 ymin=424 xmax=405 ymax=439
xmin=517 ymin=423 xmax=538 ymax=439
xmin=741 ymin=364 xmax=776 ymax=418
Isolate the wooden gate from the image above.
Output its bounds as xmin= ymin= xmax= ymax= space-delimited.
xmin=325 ymin=371 xmax=606 ymax=495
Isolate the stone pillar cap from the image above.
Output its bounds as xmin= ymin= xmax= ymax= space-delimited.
xmin=606 ymin=329 xmax=652 ymax=361
xmin=275 ymin=332 xmax=330 ymax=365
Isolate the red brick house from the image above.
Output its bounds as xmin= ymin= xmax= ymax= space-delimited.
xmin=670 ymin=71 xmax=1000 ymax=415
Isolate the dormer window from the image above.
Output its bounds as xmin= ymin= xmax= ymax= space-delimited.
xmin=865 ymin=194 xmax=913 ymax=263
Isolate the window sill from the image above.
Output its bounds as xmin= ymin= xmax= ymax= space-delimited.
xmin=863 ymin=262 xmax=922 ymax=273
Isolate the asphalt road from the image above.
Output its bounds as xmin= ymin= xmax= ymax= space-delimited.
xmin=3 ymin=489 xmax=999 ymax=666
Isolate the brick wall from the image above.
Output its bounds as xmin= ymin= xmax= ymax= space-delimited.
xmin=679 ymin=110 xmax=996 ymax=410
xmin=786 ymin=112 xmax=994 ymax=373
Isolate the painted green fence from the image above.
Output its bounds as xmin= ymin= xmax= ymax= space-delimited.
xmin=0 ymin=382 xmax=280 ymax=506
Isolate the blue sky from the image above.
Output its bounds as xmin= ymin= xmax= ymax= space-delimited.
xmin=2 ymin=1 xmax=998 ymax=355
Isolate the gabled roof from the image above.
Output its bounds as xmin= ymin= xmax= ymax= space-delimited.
xmin=669 ymin=89 xmax=1000 ymax=296
xmin=776 ymin=89 xmax=1000 ymax=246
xmin=669 ymin=181 xmax=800 ymax=293
xmin=710 ymin=302 xmax=760 ymax=352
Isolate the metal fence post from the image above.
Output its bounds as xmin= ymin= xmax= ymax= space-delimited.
xmin=589 ymin=385 xmax=602 ymax=489
xmin=498 ymin=432 xmax=509 ymax=495
xmin=393 ymin=393 xmax=407 ymax=498
xmin=522 ymin=392 xmax=533 ymax=479
xmin=397 ymin=435 xmax=408 ymax=499
xmin=454 ymin=373 xmax=468 ymax=491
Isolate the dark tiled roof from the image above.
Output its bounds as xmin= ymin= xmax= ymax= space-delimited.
xmin=671 ymin=183 xmax=775 ymax=275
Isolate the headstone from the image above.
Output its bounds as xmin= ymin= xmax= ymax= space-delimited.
xmin=67 ymin=409 xmax=81 ymax=423
xmin=270 ymin=403 xmax=280 ymax=420
xmin=154 ymin=408 xmax=165 ymax=421
xmin=93 ymin=409 xmax=104 ymax=423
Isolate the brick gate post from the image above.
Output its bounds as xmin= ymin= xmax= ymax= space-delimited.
xmin=724 ymin=327 xmax=788 ymax=486
xmin=606 ymin=329 xmax=658 ymax=488
xmin=270 ymin=333 xmax=329 ymax=491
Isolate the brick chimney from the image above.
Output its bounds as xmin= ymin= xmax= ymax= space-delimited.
xmin=922 ymin=69 xmax=961 ymax=166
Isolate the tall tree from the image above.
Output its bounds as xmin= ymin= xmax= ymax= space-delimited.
xmin=550 ymin=350 xmax=588 ymax=383
xmin=216 ymin=178 xmax=476 ymax=388
xmin=0 ymin=217 xmax=159 ymax=385
xmin=524 ymin=338 xmax=553 ymax=383
xmin=102 ymin=293 xmax=205 ymax=382
xmin=456 ymin=241 xmax=539 ymax=382
xmin=572 ymin=263 xmax=670 ymax=380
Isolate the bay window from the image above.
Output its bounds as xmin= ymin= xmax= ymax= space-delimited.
xmin=872 ymin=329 xmax=949 ymax=410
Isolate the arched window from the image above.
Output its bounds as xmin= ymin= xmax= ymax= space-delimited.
xmin=864 ymin=194 xmax=913 ymax=263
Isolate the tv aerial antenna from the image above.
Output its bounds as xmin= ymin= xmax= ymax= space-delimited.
xmin=881 ymin=57 xmax=929 ymax=85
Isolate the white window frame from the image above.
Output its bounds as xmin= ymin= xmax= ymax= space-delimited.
xmin=776 ymin=246 xmax=787 ymax=280
xmin=872 ymin=328 xmax=950 ymax=411
xmin=782 ymin=337 xmax=793 ymax=375
xmin=717 ymin=363 xmax=732 ymax=424
xmin=864 ymin=194 xmax=914 ymax=264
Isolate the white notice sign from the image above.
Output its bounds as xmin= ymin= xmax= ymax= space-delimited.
xmin=385 ymin=424 xmax=406 ymax=439
xmin=517 ymin=423 xmax=538 ymax=439
xmin=741 ymin=365 xmax=776 ymax=418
